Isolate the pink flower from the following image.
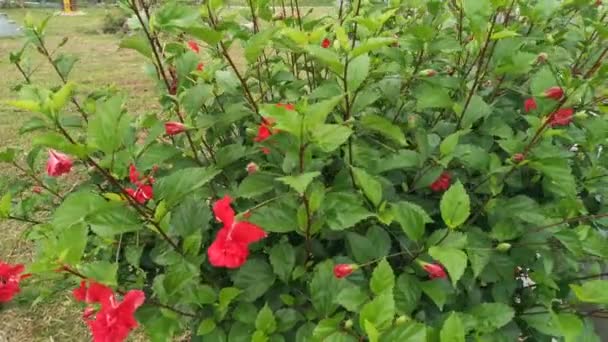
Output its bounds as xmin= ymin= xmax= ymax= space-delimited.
xmin=187 ymin=40 xmax=200 ymax=53
xmin=549 ymin=108 xmax=574 ymax=127
xmin=73 ymin=281 xmax=144 ymax=342
xmin=207 ymin=196 xmax=267 ymax=268
xmin=0 ymin=262 xmax=29 ymax=303
xmin=333 ymin=264 xmax=357 ymax=279
xmin=321 ymin=38 xmax=331 ymax=48
xmin=423 ymin=263 xmax=447 ymax=279
xmin=46 ymin=149 xmax=73 ymax=177
xmin=524 ymin=98 xmax=537 ymax=113
xmin=246 ymin=162 xmax=258 ymax=174
xmin=544 ymin=86 xmax=564 ymax=100
xmin=164 ymin=122 xmax=186 ymax=136
xmin=430 ymin=172 xmax=451 ymax=192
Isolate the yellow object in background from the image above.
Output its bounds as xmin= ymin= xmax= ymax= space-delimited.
xmin=63 ymin=0 xmax=72 ymax=13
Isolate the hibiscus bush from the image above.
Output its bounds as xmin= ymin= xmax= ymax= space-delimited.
xmin=2 ymin=0 xmax=608 ymax=340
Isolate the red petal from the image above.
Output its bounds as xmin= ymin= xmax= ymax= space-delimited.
xmin=213 ymin=195 xmax=235 ymax=227
xmin=129 ymin=164 xmax=140 ymax=183
xmin=254 ymin=124 xmax=272 ymax=142
xmin=231 ymin=221 xmax=267 ymax=245
xmin=207 ymin=229 xmax=249 ymax=268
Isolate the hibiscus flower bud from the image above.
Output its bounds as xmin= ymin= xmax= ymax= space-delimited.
xmin=420 ymin=262 xmax=447 ymax=279
xmin=549 ymin=108 xmax=574 ymax=127
xmin=543 ymin=86 xmax=564 ymax=100
xmin=537 ymin=52 xmax=548 ymax=63
xmin=246 ymin=162 xmax=258 ymax=174
xmin=430 ymin=172 xmax=451 ymax=192
xmin=46 ymin=149 xmax=73 ymax=177
xmin=407 ymin=115 xmax=418 ymax=129
xmin=197 ymin=62 xmax=204 ymax=71
xmin=595 ymin=0 xmax=602 ymax=7
xmin=321 ymin=38 xmax=331 ymax=49
xmin=164 ymin=122 xmax=186 ymax=136
xmin=333 ymin=264 xmax=358 ymax=278
xmin=187 ymin=40 xmax=200 ymax=53
xmin=419 ymin=69 xmax=437 ymax=77
xmin=395 ymin=315 xmax=410 ymax=325
xmin=344 ymin=319 xmax=353 ymax=329
xmin=32 ymin=186 xmax=42 ymax=194
xmin=512 ymin=153 xmax=525 ymax=163
xmin=524 ymin=98 xmax=537 ymax=113
xmin=496 ymin=242 xmax=512 ymax=252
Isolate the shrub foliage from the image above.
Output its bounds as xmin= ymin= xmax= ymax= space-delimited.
xmin=3 ymin=0 xmax=608 ymax=341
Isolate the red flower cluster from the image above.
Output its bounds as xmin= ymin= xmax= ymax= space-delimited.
xmin=207 ymin=196 xmax=267 ymax=268
xmin=423 ymin=263 xmax=447 ymax=279
xmin=321 ymin=38 xmax=331 ymax=48
xmin=549 ymin=108 xmax=574 ymax=127
xmin=125 ymin=164 xmax=154 ymax=204
xmin=333 ymin=264 xmax=357 ymax=278
xmin=430 ymin=172 xmax=451 ymax=192
xmin=0 ymin=262 xmax=29 ymax=303
xmin=187 ymin=40 xmax=199 ymax=53
xmin=524 ymin=98 xmax=537 ymax=113
xmin=73 ymin=280 xmax=145 ymax=342
xmin=46 ymin=149 xmax=73 ymax=177
xmin=164 ymin=122 xmax=186 ymax=136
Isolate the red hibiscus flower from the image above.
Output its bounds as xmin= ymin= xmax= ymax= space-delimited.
xmin=549 ymin=108 xmax=574 ymax=127
xmin=524 ymin=98 xmax=537 ymax=113
xmin=0 ymin=262 xmax=29 ymax=303
xmin=543 ymin=86 xmax=564 ymax=100
xmin=197 ymin=62 xmax=204 ymax=71
xmin=187 ymin=40 xmax=200 ymax=53
xmin=333 ymin=264 xmax=357 ymax=279
xmin=126 ymin=164 xmax=155 ymax=204
xmin=46 ymin=149 xmax=73 ymax=177
xmin=73 ymin=281 xmax=145 ymax=342
xmin=422 ymin=263 xmax=447 ymax=279
xmin=207 ymin=195 xmax=267 ymax=268
xmin=164 ymin=122 xmax=186 ymax=136
xmin=430 ymin=172 xmax=451 ymax=192
xmin=321 ymin=38 xmax=331 ymax=48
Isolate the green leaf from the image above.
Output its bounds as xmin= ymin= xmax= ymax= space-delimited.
xmin=570 ymin=280 xmax=608 ymax=304
xmin=371 ymin=150 xmax=420 ymax=174
xmin=311 ymin=124 xmax=352 ymax=152
xmin=364 ymin=320 xmax=380 ymax=342
xmin=184 ymin=25 xmax=222 ymax=45
xmin=155 ymin=167 xmax=220 ymax=208
xmin=352 ymin=167 xmax=383 ymax=207
xmin=459 ymin=95 xmax=491 ymax=128
xmin=370 ymin=258 xmax=395 ymax=296
xmin=420 ymin=280 xmax=449 ymax=310
xmin=306 ymin=45 xmax=344 ymax=75
xmin=553 ymin=313 xmax=584 ymax=342
xmin=491 ymin=30 xmax=520 ymax=40
xmin=324 ymin=192 xmax=373 ymax=231
xmin=468 ymin=303 xmax=515 ymax=333
xmin=255 ymin=304 xmax=277 ymax=334
xmin=87 ymin=96 xmax=131 ymax=154
xmin=78 ymin=261 xmax=118 ymax=286
xmin=197 ymin=318 xmax=217 ymax=336
xmin=360 ymin=114 xmax=407 ymax=146
xmin=215 ymin=70 xmax=240 ymax=94
xmin=218 ymin=287 xmax=242 ymax=310
xmin=275 ymin=308 xmax=302 ymax=332
xmin=395 ymin=274 xmax=422 ymax=315
xmin=440 ymin=130 xmax=468 ymax=157
xmin=530 ymin=67 xmax=558 ymax=96
xmin=428 ymin=247 xmax=468 ymax=287
xmin=310 ymin=260 xmax=347 ymax=317
xmin=278 ymin=172 xmax=321 ymax=195
xmin=119 ymin=34 xmax=153 ymax=59
xmin=392 ymin=202 xmax=427 ymax=241
xmin=0 ymin=148 xmax=17 ymax=163
xmin=245 ymin=28 xmax=276 ymax=64
xmin=54 ymin=54 xmax=78 ymax=80
xmin=87 ymin=202 xmax=142 ymax=237
xmin=232 ymin=259 xmax=276 ymax=302
xmin=383 ymin=322 xmax=427 ymax=341
xmin=53 ymin=191 xmax=107 ymax=228
xmin=414 ymin=84 xmax=453 ymax=110
xmin=359 ymin=292 xmax=395 ymax=331
xmin=136 ymin=306 xmax=180 ymax=342
xmin=336 ymin=286 xmax=369 ymax=312
xmin=237 ymin=173 xmax=276 ymax=198
xmin=440 ymin=312 xmax=465 ymax=342
xmin=304 ymin=95 xmax=344 ymax=130
xmin=0 ymin=193 xmax=11 ymax=218
xmin=269 ymin=242 xmax=295 ymax=283
xmin=56 ymin=222 xmax=88 ymax=265
xmin=49 ymin=82 xmax=75 ymax=112
xmin=440 ymin=181 xmax=470 ymax=229
xmin=350 ymin=37 xmax=396 ymax=58
xmin=347 ymin=54 xmax=370 ymax=92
